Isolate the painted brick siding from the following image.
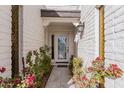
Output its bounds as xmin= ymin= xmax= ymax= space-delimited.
xmin=104 ymin=5 xmax=124 ymax=88
xmin=79 ymin=5 xmax=96 ymax=67
xmin=23 ymin=6 xmax=44 ymax=57
xmin=0 ymin=6 xmax=12 ymax=77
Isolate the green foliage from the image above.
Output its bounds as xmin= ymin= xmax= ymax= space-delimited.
xmin=72 ymin=57 xmax=83 ymax=76
xmin=69 ymin=56 xmax=84 ymax=76
xmin=25 ymin=45 xmax=52 ymax=87
xmin=69 ymin=55 xmax=74 ymax=75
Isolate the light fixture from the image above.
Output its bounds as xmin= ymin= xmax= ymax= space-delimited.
xmin=76 ymin=21 xmax=85 ymax=33
xmin=74 ymin=21 xmax=85 ymax=43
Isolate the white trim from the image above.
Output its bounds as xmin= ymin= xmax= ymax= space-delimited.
xmin=42 ymin=17 xmax=80 ymax=26
xmin=94 ymin=7 xmax=99 ymax=58
xmin=19 ymin=5 xmax=23 ymax=72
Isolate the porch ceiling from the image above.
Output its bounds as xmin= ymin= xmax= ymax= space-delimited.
xmin=48 ymin=22 xmax=74 ymax=27
xmin=41 ymin=9 xmax=80 ymax=18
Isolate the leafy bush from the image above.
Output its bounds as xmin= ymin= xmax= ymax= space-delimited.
xmin=24 ymin=45 xmax=52 ymax=87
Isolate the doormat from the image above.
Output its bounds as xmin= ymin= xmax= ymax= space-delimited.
xmin=57 ymin=65 xmax=68 ymax=67
xmin=56 ymin=62 xmax=69 ymax=63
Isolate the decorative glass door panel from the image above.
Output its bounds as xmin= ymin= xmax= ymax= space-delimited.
xmin=58 ymin=35 xmax=67 ymax=59
xmin=55 ymin=34 xmax=69 ymax=62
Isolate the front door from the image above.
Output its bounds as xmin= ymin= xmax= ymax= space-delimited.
xmin=55 ymin=34 xmax=69 ymax=62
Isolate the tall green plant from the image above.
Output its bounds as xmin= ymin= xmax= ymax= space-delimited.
xmin=24 ymin=45 xmax=52 ymax=87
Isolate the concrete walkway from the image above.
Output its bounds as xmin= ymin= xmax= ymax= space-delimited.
xmin=45 ymin=66 xmax=71 ymax=88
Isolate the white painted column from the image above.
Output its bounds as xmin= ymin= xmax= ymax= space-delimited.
xmin=19 ymin=5 xmax=23 ymax=73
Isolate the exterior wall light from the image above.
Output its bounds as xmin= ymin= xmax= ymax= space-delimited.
xmin=74 ymin=21 xmax=85 ymax=43
xmin=76 ymin=21 xmax=85 ymax=33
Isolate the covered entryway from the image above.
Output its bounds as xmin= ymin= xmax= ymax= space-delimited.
xmin=41 ymin=6 xmax=80 ymax=88
xmin=41 ymin=8 xmax=80 ymax=66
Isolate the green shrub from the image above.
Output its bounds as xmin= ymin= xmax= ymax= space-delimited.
xmin=24 ymin=45 xmax=52 ymax=87
xmin=69 ymin=55 xmax=74 ymax=75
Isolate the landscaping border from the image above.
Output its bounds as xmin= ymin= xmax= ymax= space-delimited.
xmin=41 ymin=65 xmax=53 ymax=88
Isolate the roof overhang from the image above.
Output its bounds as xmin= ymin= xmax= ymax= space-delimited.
xmin=41 ymin=9 xmax=81 ymax=18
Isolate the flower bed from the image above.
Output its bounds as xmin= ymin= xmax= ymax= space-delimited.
xmin=68 ymin=57 xmax=124 ymax=88
xmin=0 ymin=45 xmax=52 ymax=88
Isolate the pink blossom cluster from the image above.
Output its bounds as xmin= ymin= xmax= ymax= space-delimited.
xmin=25 ymin=74 xmax=35 ymax=87
xmin=106 ymin=64 xmax=124 ymax=78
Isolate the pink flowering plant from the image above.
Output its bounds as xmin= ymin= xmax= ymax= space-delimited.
xmin=25 ymin=74 xmax=35 ymax=87
xmin=0 ymin=46 xmax=52 ymax=88
xmin=105 ymin=64 xmax=123 ymax=79
xmin=17 ymin=74 xmax=36 ymax=88
xmin=87 ymin=57 xmax=123 ymax=80
xmin=0 ymin=66 xmax=36 ymax=88
xmin=0 ymin=67 xmax=22 ymax=88
xmin=70 ymin=57 xmax=124 ymax=88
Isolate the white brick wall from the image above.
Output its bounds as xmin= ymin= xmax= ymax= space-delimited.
xmin=23 ymin=6 xmax=44 ymax=57
xmin=80 ymin=5 xmax=124 ymax=88
xmin=0 ymin=5 xmax=12 ymax=77
xmin=79 ymin=5 xmax=96 ymax=67
xmin=104 ymin=5 xmax=124 ymax=88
